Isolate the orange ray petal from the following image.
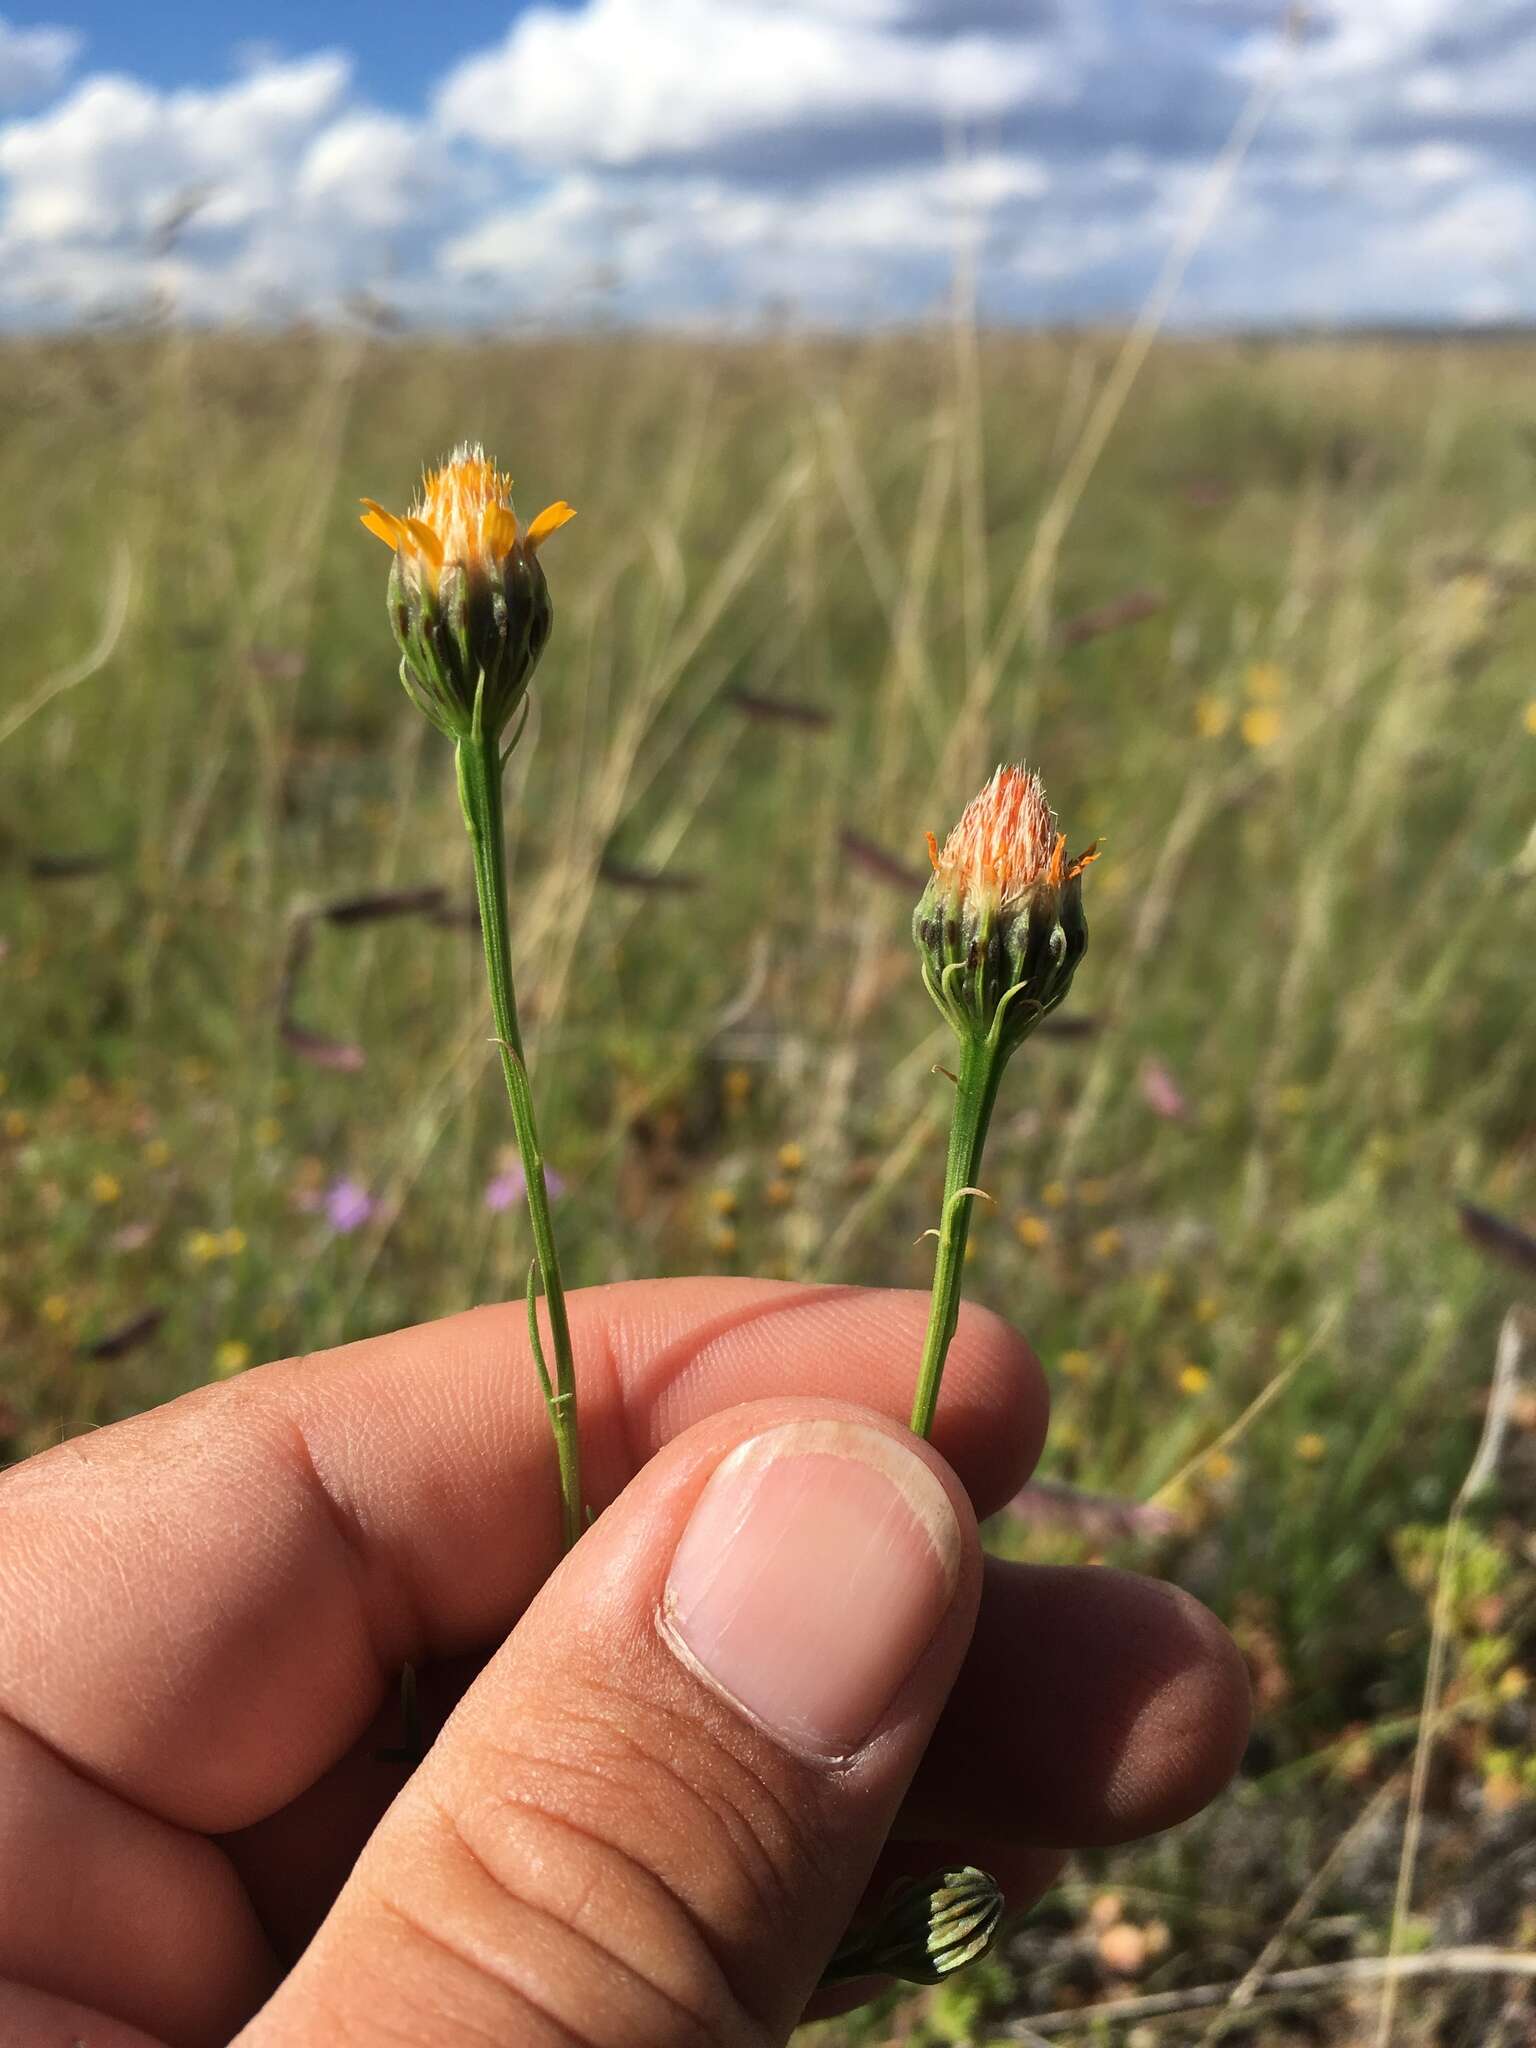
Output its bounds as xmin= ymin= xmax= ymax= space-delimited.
xmin=403 ymin=517 xmax=444 ymax=569
xmin=482 ymin=503 xmax=519 ymax=556
xmin=359 ymin=501 xmax=404 ymax=549
xmin=524 ymin=500 xmax=576 ymax=552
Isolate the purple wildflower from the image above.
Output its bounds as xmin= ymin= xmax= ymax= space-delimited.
xmin=323 ymin=1177 xmax=375 ymax=1234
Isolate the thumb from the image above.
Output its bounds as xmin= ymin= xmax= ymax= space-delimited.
xmin=240 ymin=1398 xmax=981 ymax=2048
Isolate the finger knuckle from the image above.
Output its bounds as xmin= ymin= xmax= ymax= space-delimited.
xmin=437 ymin=1682 xmax=819 ymax=2045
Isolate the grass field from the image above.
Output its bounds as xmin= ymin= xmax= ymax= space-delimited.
xmin=3 ymin=324 xmax=1535 ymax=2044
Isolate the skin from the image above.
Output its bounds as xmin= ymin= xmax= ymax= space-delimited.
xmin=0 ymin=1279 xmax=1251 ymax=2046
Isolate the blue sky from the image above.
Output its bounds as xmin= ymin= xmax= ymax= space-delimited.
xmin=6 ymin=0 xmax=561 ymax=108
xmin=2 ymin=1 xmax=1534 ymax=328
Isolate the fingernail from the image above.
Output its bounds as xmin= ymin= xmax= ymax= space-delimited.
xmin=661 ymin=1419 xmax=962 ymax=1760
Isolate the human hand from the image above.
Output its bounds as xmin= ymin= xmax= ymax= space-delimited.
xmin=0 ymin=1279 xmax=1249 ymax=2046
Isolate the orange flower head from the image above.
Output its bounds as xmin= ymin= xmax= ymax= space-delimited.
xmin=925 ymin=764 xmax=1097 ymax=915
xmin=915 ymin=763 xmax=1097 ymax=1051
xmin=359 ymin=444 xmax=575 ymax=743
xmin=360 ymin=444 xmax=574 ymax=587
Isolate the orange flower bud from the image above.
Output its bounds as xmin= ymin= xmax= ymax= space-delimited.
xmin=915 ymin=764 xmax=1096 ymax=1052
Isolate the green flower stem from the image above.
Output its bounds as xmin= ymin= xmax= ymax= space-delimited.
xmin=910 ymin=1031 xmax=1007 ymax=1440
xmin=456 ymin=725 xmax=585 ymax=1554
xmin=893 ymin=1040 xmax=1012 ymax=1998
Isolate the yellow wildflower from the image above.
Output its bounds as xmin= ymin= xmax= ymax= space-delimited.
xmin=706 ymin=1188 xmax=738 ymax=1218
xmin=142 ymin=1137 xmax=171 ymax=1168
xmin=1041 ymin=1179 xmax=1068 ymax=1209
xmin=1295 ymin=1432 xmax=1327 ymax=1464
xmin=213 ymin=1341 xmax=252 ymax=1379
xmin=1240 ymin=705 xmax=1283 ymax=750
xmin=361 ymin=447 xmax=573 ymax=582
xmin=1059 ymin=1349 xmax=1095 ymax=1381
xmin=3 ymin=1110 xmax=29 ymax=1140
xmin=764 ymin=1178 xmax=794 ymax=1208
xmin=41 ymin=1293 xmax=71 ymax=1326
xmin=183 ymin=1229 xmax=223 ymax=1265
xmin=1014 ymin=1213 xmax=1051 ymax=1249
xmin=1177 ymin=1364 xmax=1210 ymax=1396
xmin=776 ymin=1141 xmax=805 ymax=1174
xmin=219 ymin=1226 xmax=247 ymax=1258
xmin=1089 ymin=1226 xmax=1123 ymax=1260
xmin=90 ymin=1171 xmax=121 ymax=1206
xmin=1523 ymin=700 xmax=1536 ymax=736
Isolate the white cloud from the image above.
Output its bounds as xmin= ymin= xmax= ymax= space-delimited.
xmin=296 ymin=110 xmax=445 ymax=232
xmin=0 ymin=13 xmax=79 ymax=109
xmin=0 ymin=54 xmax=353 ymax=245
xmin=1403 ymin=141 xmax=1480 ymax=183
xmin=1 ymin=1 xmax=1536 ymax=327
xmin=0 ymin=51 xmax=456 ymax=317
xmin=1180 ymin=165 xmax=1536 ymax=327
xmin=440 ymin=150 xmax=1055 ymax=320
xmin=435 ymin=0 xmax=1060 ymax=167
xmin=0 ymin=76 xmax=164 ymax=243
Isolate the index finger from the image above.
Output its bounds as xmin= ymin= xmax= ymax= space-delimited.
xmin=0 ymin=1278 xmax=1043 ymax=1834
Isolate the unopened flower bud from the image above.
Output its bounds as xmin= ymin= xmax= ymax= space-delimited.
xmin=821 ymin=1865 xmax=1004 ymax=1987
xmin=915 ymin=763 xmax=1097 ymax=1053
xmin=360 ymin=444 xmax=574 ymax=744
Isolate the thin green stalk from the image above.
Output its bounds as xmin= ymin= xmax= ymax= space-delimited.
xmin=456 ymin=725 xmax=585 ymax=1553
xmin=910 ymin=1031 xmax=1006 ymax=1439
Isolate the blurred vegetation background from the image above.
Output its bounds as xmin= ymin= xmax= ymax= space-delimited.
xmin=2 ymin=326 xmax=1534 ymax=2044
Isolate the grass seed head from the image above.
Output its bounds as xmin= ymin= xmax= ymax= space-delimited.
xmin=360 ymin=444 xmax=575 ymax=744
xmin=915 ymin=763 xmax=1096 ymax=1053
